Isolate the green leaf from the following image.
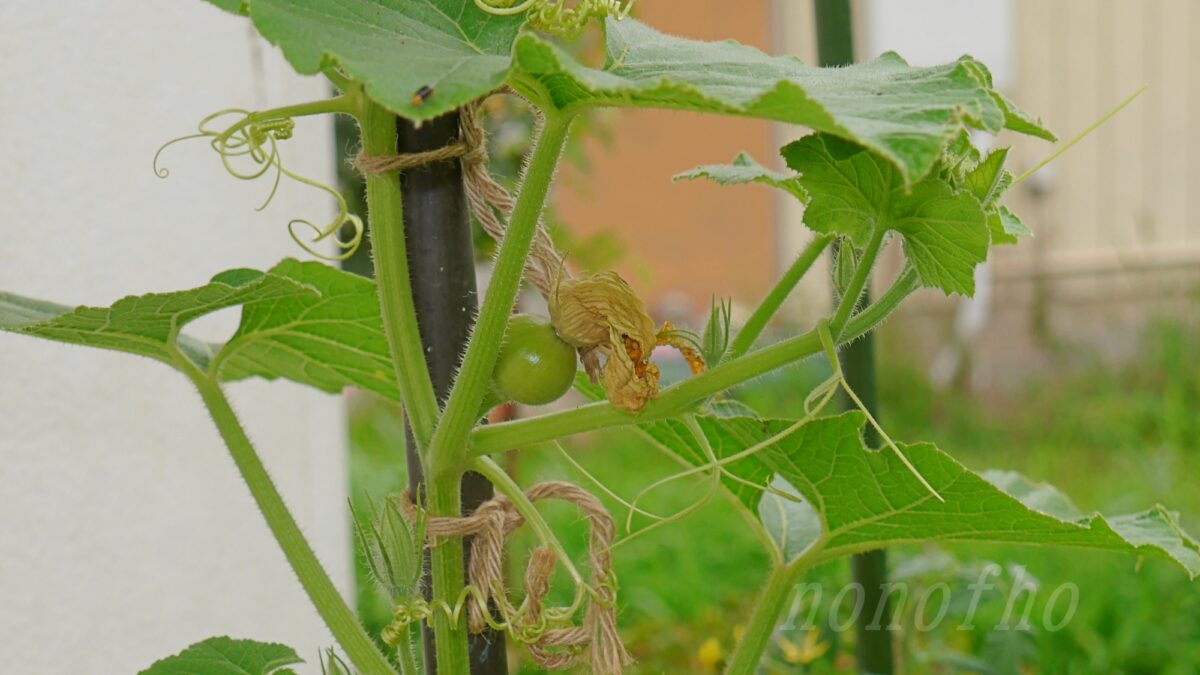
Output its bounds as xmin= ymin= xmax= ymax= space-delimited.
xmin=756 ymin=412 xmax=1200 ymax=576
xmin=1 ymin=260 xmax=400 ymax=399
xmin=139 ymin=636 xmax=302 ymax=675
xmin=0 ymin=293 xmax=74 ymax=330
xmin=570 ymin=375 xmax=771 ymax=510
xmin=232 ymin=5 xmax=1050 ymax=181
xmin=0 ymin=270 xmax=314 ymax=368
xmin=214 ymin=259 xmax=397 ymax=399
xmin=987 ymin=205 xmax=1032 ymax=246
xmin=784 ymin=133 xmax=989 ymax=295
xmin=638 ymin=416 xmax=775 ymax=511
xmin=515 ymin=18 xmax=1048 ymax=182
xmin=963 ymin=148 xmax=1012 ymax=208
xmin=757 ymin=476 xmax=822 ymax=560
xmin=673 ymin=153 xmax=807 ymax=202
xmin=989 ymin=88 xmax=1057 ymax=143
xmin=957 ymin=57 xmax=1055 ymax=142
xmin=246 ymin=0 xmax=524 ymax=121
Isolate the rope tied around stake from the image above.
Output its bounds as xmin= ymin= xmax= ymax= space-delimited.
xmin=396 ymin=482 xmax=633 ymax=674
xmin=354 ymin=99 xmax=566 ymax=297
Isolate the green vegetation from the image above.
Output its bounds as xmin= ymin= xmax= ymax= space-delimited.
xmin=348 ymin=318 xmax=1200 ymax=672
xmin=1 ymin=1 xmax=1195 ymax=672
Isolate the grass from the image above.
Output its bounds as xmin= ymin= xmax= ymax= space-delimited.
xmin=347 ymin=317 xmax=1200 ymax=673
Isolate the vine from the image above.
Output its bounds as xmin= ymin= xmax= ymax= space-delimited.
xmin=2 ymin=4 xmax=1190 ymax=675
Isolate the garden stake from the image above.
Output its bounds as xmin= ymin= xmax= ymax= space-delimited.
xmin=394 ymin=110 xmax=507 ymax=674
xmin=814 ymin=1 xmax=896 ymax=672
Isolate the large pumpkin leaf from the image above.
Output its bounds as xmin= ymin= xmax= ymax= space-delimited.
xmin=214 ymin=2 xmax=1050 ymax=182
xmin=513 ymin=17 xmax=1053 ymax=183
xmin=240 ymin=0 xmax=525 ymax=121
xmin=0 ymin=260 xmax=398 ymax=399
xmin=139 ymin=636 xmax=302 ymax=675
xmin=0 ymin=268 xmax=313 ymax=368
xmin=753 ymin=412 xmax=1200 ymax=575
xmin=213 ymin=259 xmax=396 ymax=399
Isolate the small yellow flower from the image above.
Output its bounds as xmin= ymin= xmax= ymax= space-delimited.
xmin=777 ymin=629 xmax=829 ymax=665
xmin=696 ymin=637 xmax=723 ymax=670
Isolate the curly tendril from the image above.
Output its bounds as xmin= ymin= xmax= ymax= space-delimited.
xmin=380 ymin=579 xmax=593 ymax=647
xmin=475 ymin=0 xmax=635 ymax=38
xmin=153 ymin=108 xmax=363 ymax=262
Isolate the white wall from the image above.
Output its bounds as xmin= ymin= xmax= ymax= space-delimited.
xmin=862 ymin=0 xmax=1014 ymax=88
xmin=0 ymin=2 xmax=351 ymax=672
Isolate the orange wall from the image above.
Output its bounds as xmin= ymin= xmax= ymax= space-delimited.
xmin=554 ymin=2 xmax=778 ymax=324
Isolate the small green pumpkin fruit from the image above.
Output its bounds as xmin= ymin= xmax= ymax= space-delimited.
xmin=492 ymin=314 xmax=577 ymax=405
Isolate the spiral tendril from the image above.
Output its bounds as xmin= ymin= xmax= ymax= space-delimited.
xmin=475 ymin=0 xmax=635 ymax=38
xmin=381 ymin=579 xmax=595 ymax=648
xmin=153 ymin=108 xmax=362 ymax=261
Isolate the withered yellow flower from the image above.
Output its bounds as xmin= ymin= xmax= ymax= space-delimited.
xmin=548 ymin=271 xmax=707 ymax=412
xmin=549 ymin=271 xmax=660 ymax=412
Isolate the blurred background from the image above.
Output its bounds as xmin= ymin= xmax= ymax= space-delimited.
xmin=3 ymin=0 xmax=1199 ymax=673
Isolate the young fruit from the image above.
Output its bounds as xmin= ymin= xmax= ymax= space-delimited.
xmin=492 ymin=314 xmax=578 ymax=405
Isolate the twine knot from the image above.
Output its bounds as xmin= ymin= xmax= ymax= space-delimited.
xmin=398 ymin=481 xmax=633 ymax=674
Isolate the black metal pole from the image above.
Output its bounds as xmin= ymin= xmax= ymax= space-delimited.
xmin=813 ymin=2 xmax=895 ymax=673
xmin=398 ymin=112 xmax=508 ymax=675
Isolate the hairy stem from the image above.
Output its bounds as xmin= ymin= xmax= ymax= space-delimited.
xmin=427 ymin=112 xmax=573 ymax=476
xmin=413 ymin=114 xmax=573 ymax=674
xmin=830 ymin=226 xmax=886 ymax=337
xmin=727 ymin=234 xmax=833 ymax=361
xmin=358 ymin=100 xmax=440 ymax=450
xmin=851 ymin=266 xmax=918 ymax=334
xmin=188 ymin=372 xmax=396 ymax=675
xmin=424 ymin=472 xmax=471 ymax=674
xmin=723 ymin=561 xmax=807 ymax=675
xmin=467 ymin=274 xmax=913 ymax=457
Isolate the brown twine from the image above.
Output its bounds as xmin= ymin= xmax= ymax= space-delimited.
xmin=354 ymin=100 xmax=567 ymax=298
xmin=398 ymin=482 xmax=633 ymax=674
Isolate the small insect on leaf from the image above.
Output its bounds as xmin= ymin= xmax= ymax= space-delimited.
xmin=411 ymin=85 xmax=434 ymax=107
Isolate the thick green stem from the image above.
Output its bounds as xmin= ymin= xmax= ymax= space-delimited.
xmin=188 ymin=373 xmax=396 ymax=675
xmin=358 ymin=100 xmax=440 ymax=450
xmin=424 ymin=472 xmax=471 ymax=674
xmin=852 ymin=267 xmax=917 ymax=334
xmin=727 ymin=234 xmax=833 ymax=361
xmin=830 ymin=226 xmax=886 ymax=337
xmin=411 ymin=113 xmax=572 ymax=675
xmin=723 ymin=562 xmax=807 ymax=675
xmin=428 ymin=113 xmax=573 ymax=475
xmin=467 ymin=272 xmax=915 ymax=457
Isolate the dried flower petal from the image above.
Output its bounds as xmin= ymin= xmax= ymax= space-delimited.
xmin=549 ymin=271 xmax=660 ymax=412
xmin=656 ymin=321 xmax=706 ymax=375
xmin=603 ymin=328 xmax=661 ymax=411
xmin=550 ymin=272 xmax=656 ymax=350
